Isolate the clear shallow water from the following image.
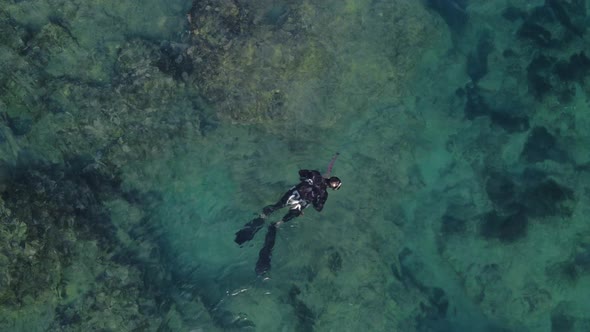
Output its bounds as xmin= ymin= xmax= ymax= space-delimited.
xmin=1 ymin=0 xmax=590 ymax=331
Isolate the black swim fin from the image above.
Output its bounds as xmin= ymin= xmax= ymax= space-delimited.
xmin=255 ymin=224 xmax=277 ymax=276
xmin=234 ymin=217 xmax=265 ymax=245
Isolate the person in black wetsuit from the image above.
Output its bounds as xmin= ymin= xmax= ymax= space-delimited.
xmin=235 ymin=155 xmax=342 ymax=276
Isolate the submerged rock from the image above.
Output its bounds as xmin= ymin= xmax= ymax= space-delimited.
xmin=463 ymin=83 xmax=490 ymax=119
xmin=461 ymin=83 xmax=530 ymax=133
xmin=489 ymin=110 xmax=529 ymax=133
xmin=425 ymin=0 xmax=468 ymax=33
xmin=546 ymin=0 xmax=586 ymax=37
xmin=288 ymin=285 xmax=316 ymax=332
xmin=480 ymin=206 xmax=528 ymax=243
xmin=516 ymin=1 xmax=584 ymax=48
xmin=440 ymin=214 xmax=467 ymax=235
xmin=6 ymin=114 xmax=33 ymax=136
xmin=525 ymin=52 xmax=590 ymax=103
xmin=521 ymin=127 xmax=568 ymax=163
xmin=485 ymin=172 xmax=516 ymax=209
xmin=526 ymin=55 xmax=556 ymax=99
xmin=554 ymin=52 xmax=590 ymax=83
xmin=0 ymin=150 xmax=208 ymax=330
xmin=518 ymin=21 xmax=555 ymax=48
xmin=522 ymin=178 xmax=574 ymax=217
xmin=156 ymin=41 xmax=193 ymax=81
xmin=467 ymin=30 xmax=494 ymax=82
xmin=501 ymin=6 xmax=526 ymax=22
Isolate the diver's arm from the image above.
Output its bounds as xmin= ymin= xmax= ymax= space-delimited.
xmin=299 ymin=169 xmax=313 ymax=181
xmin=299 ymin=170 xmax=324 ymax=185
xmin=313 ymin=191 xmax=328 ymax=212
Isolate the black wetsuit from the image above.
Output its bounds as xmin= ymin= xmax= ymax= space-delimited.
xmin=263 ymin=169 xmax=329 ymax=218
xmin=234 ymin=169 xmax=330 ymax=275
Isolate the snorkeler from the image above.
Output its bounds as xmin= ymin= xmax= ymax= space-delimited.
xmin=234 ymin=153 xmax=342 ymax=276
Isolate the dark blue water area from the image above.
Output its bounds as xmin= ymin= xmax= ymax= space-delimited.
xmin=1 ymin=0 xmax=590 ymax=331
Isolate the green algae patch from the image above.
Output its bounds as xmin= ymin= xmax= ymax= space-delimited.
xmin=0 ymin=153 xmax=216 ymax=331
xmin=187 ymin=0 xmax=439 ymax=133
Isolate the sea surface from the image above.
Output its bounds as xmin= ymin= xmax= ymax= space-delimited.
xmin=1 ymin=0 xmax=589 ymax=331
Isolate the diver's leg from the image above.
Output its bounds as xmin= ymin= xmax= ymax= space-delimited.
xmin=283 ymin=209 xmax=302 ymax=222
xmin=255 ymin=223 xmax=277 ymax=276
xmin=255 ymin=209 xmax=302 ymax=275
xmin=234 ymin=216 xmax=266 ymax=245
xmin=262 ymin=189 xmax=294 ymax=215
xmin=236 ymin=189 xmax=296 ymax=245
xmin=274 ymin=209 xmax=302 ymax=227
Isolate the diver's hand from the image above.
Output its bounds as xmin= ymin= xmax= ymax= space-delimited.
xmin=274 ymin=221 xmax=283 ymax=228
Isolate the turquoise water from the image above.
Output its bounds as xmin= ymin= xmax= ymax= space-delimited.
xmin=1 ymin=0 xmax=590 ymax=331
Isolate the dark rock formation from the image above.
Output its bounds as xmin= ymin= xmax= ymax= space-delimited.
xmin=467 ymin=30 xmax=494 ymax=82
xmin=521 ymin=127 xmax=568 ymax=163
xmin=425 ymin=0 xmax=469 ymax=33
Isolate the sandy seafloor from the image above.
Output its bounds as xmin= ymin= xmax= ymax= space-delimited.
xmin=1 ymin=0 xmax=590 ymax=331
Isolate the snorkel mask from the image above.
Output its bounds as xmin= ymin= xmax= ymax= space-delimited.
xmin=328 ymin=176 xmax=342 ymax=190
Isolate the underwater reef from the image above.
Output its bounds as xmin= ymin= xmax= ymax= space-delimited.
xmin=0 ymin=0 xmax=440 ymax=329
xmin=3 ymin=0 xmax=590 ymax=330
xmin=412 ymin=0 xmax=590 ymax=330
xmin=0 ymin=151 xmax=216 ymax=330
xmin=184 ymin=0 xmax=438 ymax=131
xmin=0 ymin=1 xmax=219 ymax=329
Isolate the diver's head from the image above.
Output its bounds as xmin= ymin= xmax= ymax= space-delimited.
xmin=327 ymin=176 xmax=342 ymax=190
